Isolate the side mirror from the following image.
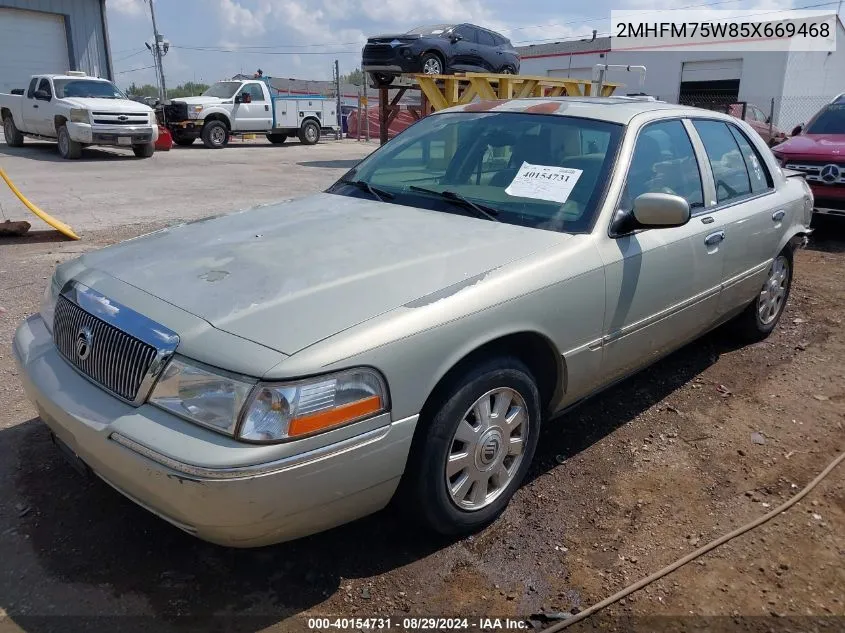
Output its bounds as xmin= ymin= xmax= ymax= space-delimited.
xmin=791 ymin=124 xmax=803 ymax=136
xmin=34 ymin=89 xmax=50 ymax=101
xmin=451 ymin=33 xmax=463 ymax=42
xmin=632 ymin=193 xmax=690 ymax=228
xmin=242 ymin=92 xmax=252 ymax=103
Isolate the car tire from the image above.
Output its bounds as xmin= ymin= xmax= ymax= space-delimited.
xmin=733 ymin=246 xmax=793 ymax=342
xmin=173 ymin=134 xmax=196 ymax=146
xmin=499 ymin=65 xmax=516 ymax=74
xmin=266 ymin=133 xmax=286 ymax=144
xmin=298 ymin=120 xmax=320 ymax=145
xmin=371 ymin=72 xmax=394 ymax=87
xmin=403 ymin=356 xmax=541 ymax=536
xmin=57 ymin=125 xmax=81 ymax=159
xmin=132 ymin=142 xmax=155 ymax=158
xmin=201 ymin=120 xmax=229 ymax=149
xmin=3 ymin=116 xmax=24 ymax=147
xmin=421 ymin=53 xmax=444 ymax=75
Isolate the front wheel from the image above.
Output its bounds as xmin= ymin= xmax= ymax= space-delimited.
xmin=403 ymin=357 xmax=541 ymax=536
xmin=499 ymin=66 xmax=516 ymax=74
xmin=733 ymin=247 xmax=793 ymax=341
xmin=201 ymin=120 xmax=229 ymax=149
xmin=298 ymin=120 xmax=320 ymax=145
xmin=57 ymin=125 xmax=81 ymax=159
xmin=421 ymin=53 xmax=444 ymax=75
xmin=3 ymin=116 xmax=24 ymax=147
xmin=132 ymin=142 xmax=155 ymax=158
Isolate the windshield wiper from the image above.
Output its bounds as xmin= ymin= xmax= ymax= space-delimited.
xmin=339 ymin=179 xmax=394 ymax=202
xmin=408 ymin=186 xmax=500 ymax=222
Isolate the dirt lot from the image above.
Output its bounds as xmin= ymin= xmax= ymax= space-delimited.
xmin=0 ymin=142 xmax=843 ymax=631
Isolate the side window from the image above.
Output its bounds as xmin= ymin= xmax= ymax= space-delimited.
xmin=454 ymin=25 xmax=477 ymax=42
xmin=477 ymin=30 xmax=496 ymax=47
xmin=751 ymin=106 xmax=768 ymax=123
xmin=37 ymin=78 xmax=52 ymax=98
xmin=27 ymin=78 xmax=38 ymax=98
xmin=623 ymin=119 xmax=704 ymax=210
xmin=242 ymin=84 xmax=264 ymax=102
xmin=728 ymin=124 xmax=773 ymax=194
xmin=692 ymin=120 xmax=752 ymax=204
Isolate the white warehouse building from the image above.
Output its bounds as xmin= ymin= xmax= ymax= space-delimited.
xmin=516 ymin=17 xmax=845 ymax=131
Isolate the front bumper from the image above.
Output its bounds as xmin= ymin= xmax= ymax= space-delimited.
xmin=362 ymin=48 xmax=424 ymax=75
xmin=67 ymin=122 xmax=158 ymax=146
xmin=809 ymin=185 xmax=845 ymax=216
xmin=13 ymin=315 xmax=416 ymax=547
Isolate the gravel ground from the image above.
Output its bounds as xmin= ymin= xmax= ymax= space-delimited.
xmin=0 ymin=207 xmax=843 ymax=631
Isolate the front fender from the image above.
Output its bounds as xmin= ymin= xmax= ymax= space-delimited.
xmin=198 ymin=107 xmax=231 ymax=125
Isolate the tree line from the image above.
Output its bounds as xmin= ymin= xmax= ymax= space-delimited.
xmin=125 ymin=81 xmax=210 ymax=98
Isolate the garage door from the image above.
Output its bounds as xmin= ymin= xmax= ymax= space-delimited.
xmin=0 ymin=8 xmax=70 ymax=94
xmin=680 ymin=59 xmax=742 ymax=82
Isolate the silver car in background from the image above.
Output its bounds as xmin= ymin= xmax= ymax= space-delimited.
xmin=13 ymin=97 xmax=813 ymax=547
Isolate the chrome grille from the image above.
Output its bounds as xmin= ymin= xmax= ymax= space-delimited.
xmin=785 ymin=162 xmax=845 ymax=185
xmin=91 ymin=111 xmax=150 ymax=126
xmin=53 ymin=296 xmax=157 ymax=402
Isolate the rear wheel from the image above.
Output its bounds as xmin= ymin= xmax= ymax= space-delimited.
xmin=266 ymin=133 xmax=287 ymax=144
xmin=172 ymin=134 xmax=195 ymax=146
xmin=298 ymin=120 xmax=320 ymax=145
xmin=733 ymin=247 xmax=793 ymax=341
xmin=132 ymin=142 xmax=155 ymax=158
xmin=402 ymin=356 xmax=541 ymax=536
xmin=57 ymin=125 xmax=81 ymax=159
xmin=371 ymin=72 xmax=394 ymax=87
xmin=3 ymin=116 xmax=24 ymax=147
xmin=201 ymin=120 xmax=229 ymax=149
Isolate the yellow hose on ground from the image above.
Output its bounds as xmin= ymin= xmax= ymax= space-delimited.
xmin=0 ymin=167 xmax=79 ymax=240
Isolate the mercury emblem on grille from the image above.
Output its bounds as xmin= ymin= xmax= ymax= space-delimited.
xmin=76 ymin=326 xmax=93 ymax=361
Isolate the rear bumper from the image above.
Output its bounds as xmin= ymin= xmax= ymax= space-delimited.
xmin=13 ymin=314 xmax=417 ymax=547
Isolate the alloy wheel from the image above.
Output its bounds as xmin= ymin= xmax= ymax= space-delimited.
xmin=758 ymin=255 xmax=789 ymax=325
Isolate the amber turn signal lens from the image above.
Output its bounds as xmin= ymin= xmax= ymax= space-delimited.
xmin=288 ymin=395 xmax=382 ymax=437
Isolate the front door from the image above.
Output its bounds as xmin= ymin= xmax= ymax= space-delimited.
xmin=450 ymin=25 xmax=480 ymax=72
xmin=232 ymin=83 xmax=272 ymax=132
xmin=597 ymin=119 xmax=725 ymax=383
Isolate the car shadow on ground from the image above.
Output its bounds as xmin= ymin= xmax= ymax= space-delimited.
xmin=1 ymin=324 xmax=754 ymax=632
xmin=807 ymin=215 xmax=845 ymax=253
xmin=0 ymin=143 xmax=137 ymax=163
xmin=297 ymin=159 xmax=361 ymax=169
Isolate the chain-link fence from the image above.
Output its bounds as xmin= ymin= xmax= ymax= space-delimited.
xmin=672 ymin=91 xmax=835 ymax=140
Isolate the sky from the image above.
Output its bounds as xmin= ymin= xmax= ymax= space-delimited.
xmin=105 ymin=0 xmax=842 ymax=88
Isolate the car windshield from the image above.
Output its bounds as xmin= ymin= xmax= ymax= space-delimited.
xmin=805 ymin=103 xmax=845 ymax=134
xmin=54 ymin=79 xmax=125 ymax=99
xmin=406 ymin=25 xmax=453 ymax=36
xmin=327 ymin=111 xmax=623 ymax=234
xmin=202 ymin=81 xmax=242 ymax=98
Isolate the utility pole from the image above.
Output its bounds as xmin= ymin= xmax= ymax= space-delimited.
xmin=334 ymin=60 xmax=342 ymax=139
xmin=147 ymin=0 xmax=167 ymax=102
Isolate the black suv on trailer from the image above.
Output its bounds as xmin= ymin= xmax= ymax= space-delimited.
xmin=362 ymin=24 xmax=520 ymax=86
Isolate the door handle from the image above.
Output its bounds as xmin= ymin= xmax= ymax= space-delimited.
xmin=772 ymin=210 xmax=785 ymax=222
xmin=265 ymin=105 xmax=269 ymax=111
xmin=704 ymin=231 xmax=725 ymax=247
xmin=33 ymin=104 xmax=38 ymax=108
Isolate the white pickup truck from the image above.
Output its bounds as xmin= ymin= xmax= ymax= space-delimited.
xmin=0 ymin=72 xmax=158 ymax=159
xmin=163 ymin=78 xmax=339 ymax=148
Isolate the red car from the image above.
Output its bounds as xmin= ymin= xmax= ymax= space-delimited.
xmin=726 ymin=102 xmax=788 ymax=146
xmin=771 ymin=100 xmax=845 ymax=218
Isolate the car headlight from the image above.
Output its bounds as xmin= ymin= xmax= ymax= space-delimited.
xmin=69 ymin=108 xmax=89 ymax=123
xmin=40 ymin=276 xmax=60 ymax=334
xmin=239 ymin=368 xmax=388 ymax=442
xmin=149 ymin=356 xmax=255 ymax=434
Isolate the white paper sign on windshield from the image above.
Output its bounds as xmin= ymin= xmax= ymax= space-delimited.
xmin=505 ymin=162 xmax=583 ymax=204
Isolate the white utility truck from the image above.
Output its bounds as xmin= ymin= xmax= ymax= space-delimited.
xmin=0 ymin=72 xmax=158 ymax=159
xmin=163 ymin=78 xmax=340 ymax=148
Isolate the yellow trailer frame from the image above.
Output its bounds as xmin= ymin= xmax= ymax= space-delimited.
xmin=374 ymin=72 xmax=620 ymax=144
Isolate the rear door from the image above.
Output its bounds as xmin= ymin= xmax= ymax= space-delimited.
xmin=475 ymin=29 xmax=498 ymax=71
xmin=22 ymin=77 xmax=41 ymax=133
xmin=689 ymin=119 xmax=788 ymax=317
xmin=598 ymin=118 xmax=725 ymax=382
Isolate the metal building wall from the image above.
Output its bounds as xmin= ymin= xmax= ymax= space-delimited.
xmin=0 ymin=0 xmax=111 ymax=79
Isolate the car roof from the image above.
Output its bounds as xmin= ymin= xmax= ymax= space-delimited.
xmin=440 ymin=96 xmax=734 ymax=125
xmin=41 ymin=74 xmax=106 ymax=81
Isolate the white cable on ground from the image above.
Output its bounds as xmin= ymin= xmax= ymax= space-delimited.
xmin=545 ymin=449 xmax=845 ymax=631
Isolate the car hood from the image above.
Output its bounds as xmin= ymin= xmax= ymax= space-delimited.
xmin=61 ymin=97 xmax=153 ymax=112
xmin=171 ymin=96 xmax=228 ymax=106
xmin=80 ymin=194 xmax=567 ymax=355
xmin=773 ymin=134 xmax=845 ymax=156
